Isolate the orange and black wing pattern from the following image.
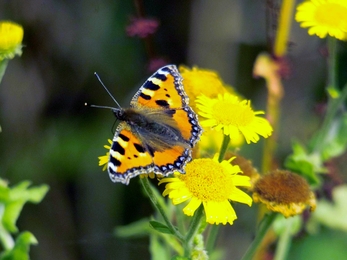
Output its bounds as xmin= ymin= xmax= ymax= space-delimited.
xmin=108 ymin=65 xmax=202 ymax=184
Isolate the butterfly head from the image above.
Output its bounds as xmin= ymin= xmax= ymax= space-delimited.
xmin=112 ymin=108 xmax=126 ymax=121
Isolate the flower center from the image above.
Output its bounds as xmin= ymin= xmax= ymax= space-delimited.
xmin=315 ymin=3 xmax=347 ymax=28
xmin=212 ymin=100 xmax=254 ymax=126
xmin=180 ymin=159 xmax=234 ymax=202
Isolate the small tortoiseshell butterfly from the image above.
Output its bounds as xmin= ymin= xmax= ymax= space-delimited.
xmin=99 ymin=65 xmax=202 ymax=185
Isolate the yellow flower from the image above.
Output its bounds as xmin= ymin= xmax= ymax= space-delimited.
xmin=179 ymin=66 xmax=230 ymax=111
xmin=98 ymin=139 xmax=112 ymax=171
xmin=199 ymin=127 xmax=244 ymax=155
xmin=227 ymin=153 xmax=260 ymax=189
xmin=159 ymin=154 xmax=252 ymax=225
xmin=295 ymin=0 xmax=347 ymax=40
xmin=0 ymin=21 xmax=24 ymax=60
xmin=196 ymin=93 xmax=273 ymax=144
xmin=252 ymin=170 xmax=317 ymax=217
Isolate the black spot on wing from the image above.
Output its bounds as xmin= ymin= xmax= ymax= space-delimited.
xmin=110 ymin=156 xmax=121 ymax=167
xmin=165 ymin=109 xmax=176 ymax=116
xmin=134 ymin=143 xmax=145 ymax=153
xmin=146 ymin=145 xmax=155 ymax=157
xmin=155 ymin=100 xmax=169 ymax=108
xmin=140 ymin=92 xmax=151 ymax=100
xmin=161 ymin=67 xmax=171 ymax=73
xmin=119 ymin=133 xmax=130 ymax=142
xmin=143 ymin=81 xmax=160 ymax=91
xmin=165 ymin=94 xmax=170 ymax=98
xmin=153 ymin=72 xmax=167 ymax=81
xmin=112 ymin=141 xmax=125 ymax=155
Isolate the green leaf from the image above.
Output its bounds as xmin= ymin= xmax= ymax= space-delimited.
xmin=284 ymin=140 xmax=324 ymax=185
xmin=0 ymin=231 xmax=37 ymax=260
xmin=1 ymin=181 xmax=49 ymax=233
xmin=307 ymin=185 xmax=347 ymax=233
xmin=10 ymin=181 xmax=49 ymax=203
xmin=273 ymin=214 xmax=302 ymax=236
xmin=0 ymin=185 xmax=10 ymax=203
xmin=115 ymin=218 xmax=151 ymax=238
xmin=149 ymin=221 xmax=174 ymax=235
xmin=150 ymin=233 xmax=170 ymax=260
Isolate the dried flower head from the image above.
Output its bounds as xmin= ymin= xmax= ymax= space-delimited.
xmin=227 ymin=153 xmax=260 ymax=189
xmin=253 ymin=170 xmax=316 ymax=217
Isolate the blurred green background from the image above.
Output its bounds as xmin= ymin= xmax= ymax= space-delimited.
xmin=1 ymin=0 xmax=346 ymax=259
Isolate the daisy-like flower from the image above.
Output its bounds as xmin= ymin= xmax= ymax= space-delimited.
xmin=0 ymin=21 xmax=24 ymax=61
xmin=179 ymin=66 xmax=232 ymax=111
xmin=159 ymin=154 xmax=252 ymax=225
xmin=295 ymin=0 xmax=347 ymax=40
xmin=199 ymin=127 xmax=244 ymax=156
xmin=196 ymin=93 xmax=273 ymax=144
xmin=252 ymin=170 xmax=317 ymax=218
xmin=126 ymin=17 xmax=159 ymax=38
xmin=98 ymin=139 xmax=112 ymax=171
xmin=228 ymin=153 xmax=260 ymax=189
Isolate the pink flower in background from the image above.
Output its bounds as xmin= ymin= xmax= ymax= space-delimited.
xmin=126 ymin=17 xmax=159 ymax=38
xmin=147 ymin=57 xmax=168 ymax=72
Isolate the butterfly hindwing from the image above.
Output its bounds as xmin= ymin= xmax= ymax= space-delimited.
xmin=152 ymin=145 xmax=191 ymax=174
xmin=108 ymin=122 xmax=154 ymax=184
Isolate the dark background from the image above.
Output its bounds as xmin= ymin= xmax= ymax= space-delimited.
xmin=1 ymin=1 xmax=346 ymax=259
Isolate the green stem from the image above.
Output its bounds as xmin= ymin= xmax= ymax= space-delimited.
xmin=0 ymin=59 xmax=9 ymax=85
xmin=140 ymin=177 xmax=184 ymax=242
xmin=184 ymin=205 xmax=204 ymax=257
xmin=273 ymin=217 xmax=295 ymax=260
xmin=218 ymin=134 xmax=230 ymax=162
xmin=328 ymin=37 xmax=337 ymax=89
xmin=310 ymin=83 xmax=347 ymax=153
xmin=176 ymin=204 xmax=186 ymax=234
xmin=309 ymin=37 xmax=347 ymax=153
xmin=205 ymin=224 xmax=220 ymax=254
xmin=241 ymin=212 xmax=277 ymax=260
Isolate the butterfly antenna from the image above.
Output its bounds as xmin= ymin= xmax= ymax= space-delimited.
xmin=84 ymin=103 xmax=118 ymax=110
xmin=94 ymin=72 xmax=122 ymax=108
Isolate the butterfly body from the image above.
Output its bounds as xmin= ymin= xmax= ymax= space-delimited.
xmin=107 ymin=65 xmax=202 ymax=185
xmin=113 ymin=107 xmax=190 ymax=151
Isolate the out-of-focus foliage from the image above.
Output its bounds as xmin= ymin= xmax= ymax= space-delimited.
xmin=0 ymin=179 xmax=48 ymax=259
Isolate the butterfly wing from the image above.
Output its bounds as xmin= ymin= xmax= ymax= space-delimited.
xmin=108 ymin=122 xmax=154 ymax=185
xmin=129 ymin=65 xmax=202 ymax=176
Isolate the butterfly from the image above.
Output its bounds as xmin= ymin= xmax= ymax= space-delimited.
xmin=102 ymin=65 xmax=202 ymax=185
